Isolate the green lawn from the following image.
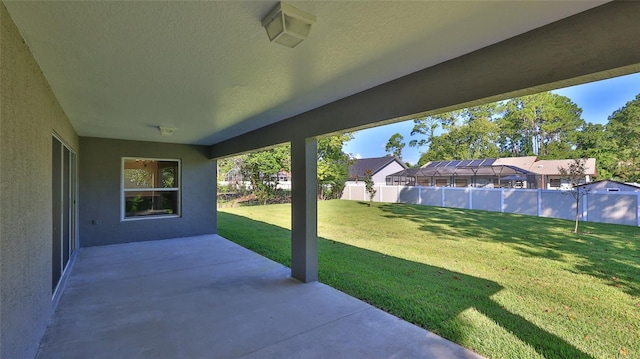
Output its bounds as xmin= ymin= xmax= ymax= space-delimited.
xmin=218 ymin=200 xmax=640 ymax=359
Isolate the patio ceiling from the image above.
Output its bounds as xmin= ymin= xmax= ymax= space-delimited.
xmin=3 ymin=1 xmax=608 ymax=146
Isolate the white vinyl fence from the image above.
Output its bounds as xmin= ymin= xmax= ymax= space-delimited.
xmin=341 ymin=185 xmax=640 ymax=226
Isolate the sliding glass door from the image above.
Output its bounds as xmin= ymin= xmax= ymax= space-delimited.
xmin=52 ymin=135 xmax=77 ymax=295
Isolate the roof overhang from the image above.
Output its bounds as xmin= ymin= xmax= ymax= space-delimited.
xmin=6 ymin=0 xmax=639 ymax=156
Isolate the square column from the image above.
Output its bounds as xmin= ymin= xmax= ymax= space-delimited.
xmin=290 ymin=136 xmax=318 ymax=282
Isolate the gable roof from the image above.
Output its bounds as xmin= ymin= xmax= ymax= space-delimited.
xmin=493 ymin=156 xmax=538 ymax=170
xmin=348 ymin=157 xmax=406 ymax=178
xmin=581 ymin=179 xmax=640 ymax=190
xmin=528 ymin=158 xmax=597 ymax=176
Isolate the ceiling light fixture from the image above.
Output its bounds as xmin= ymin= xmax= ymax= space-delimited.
xmin=261 ymin=2 xmax=316 ymax=48
xmin=158 ymin=126 xmax=176 ymax=136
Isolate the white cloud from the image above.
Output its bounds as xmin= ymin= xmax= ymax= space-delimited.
xmin=354 ymin=153 xmax=363 ymax=159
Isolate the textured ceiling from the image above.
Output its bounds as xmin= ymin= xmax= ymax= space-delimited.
xmin=4 ymin=1 xmax=607 ymax=145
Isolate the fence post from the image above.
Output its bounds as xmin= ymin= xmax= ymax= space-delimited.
xmin=441 ymin=187 xmax=445 ymax=207
xmin=537 ymin=189 xmax=542 ymax=217
xmin=500 ymin=188 xmax=505 ymax=213
xmin=469 ymin=188 xmax=473 ymax=209
xmin=418 ymin=186 xmax=422 ymax=205
xmin=637 ymin=193 xmax=640 ymax=227
xmin=582 ymin=191 xmax=588 ymax=222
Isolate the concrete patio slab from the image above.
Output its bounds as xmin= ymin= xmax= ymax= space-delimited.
xmin=37 ymin=235 xmax=484 ymax=359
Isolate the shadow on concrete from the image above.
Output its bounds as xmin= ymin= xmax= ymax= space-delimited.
xmin=219 ymin=211 xmax=597 ymax=359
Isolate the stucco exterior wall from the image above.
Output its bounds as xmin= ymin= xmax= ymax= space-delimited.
xmin=1 ymin=3 xmax=79 ymax=358
xmin=79 ymin=137 xmax=216 ymax=247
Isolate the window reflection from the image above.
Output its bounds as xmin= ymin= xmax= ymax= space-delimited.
xmin=123 ymin=159 xmax=180 ymax=219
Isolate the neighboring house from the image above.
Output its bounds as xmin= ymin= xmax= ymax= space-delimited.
xmin=220 ymin=170 xmax=291 ymax=191
xmin=346 ymin=157 xmax=407 ymax=185
xmin=386 ymin=156 xmax=596 ymax=189
xmin=581 ymin=180 xmax=640 ymax=192
xmin=272 ymin=171 xmax=292 ymax=190
xmin=530 ymin=158 xmax=597 ymax=189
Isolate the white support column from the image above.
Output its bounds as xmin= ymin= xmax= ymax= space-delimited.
xmin=500 ymin=188 xmax=505 ymax=213
xmin=290 ymin=136 xmax=318 ymax=283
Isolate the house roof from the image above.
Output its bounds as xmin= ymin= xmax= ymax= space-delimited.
xmin=392 ymin=156 xmax=597 ymax=178
xmin=581 ymin=179 xmax=640 ymax=189
xmin=349 ymin=157 xmax=406 ymax=178
xmin=528 ymin=158 xmax=597 ymax=176
xmin=493 ymin=156 xmax=538 ymax=170
xmin=3 ymin=1 xmax=607 ymax=146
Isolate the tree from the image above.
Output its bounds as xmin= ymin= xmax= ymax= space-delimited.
xmin=385 ymin=133 xmax=405 ymax=159
xmin=241 ymin=145 xmax=290 ymax=205
xmin=317 ymin=133 xmax=355 ymax=200
xmin=363 ymin=169 xmax=376 ymax=207
xmin=411 ymin=104 xmax=501 ymax=165
xmin=606 ymin=94 xmax=640 ymax=181
xmin=574 ymin=123 xmax=617 ymax=179
xmin=417 ymin=109 xmax=501 ymax=163
xmin=558 ymin=158 xmax=588 ymax=233
xmin=497 ymin=92 xmax=584 ymax=158
xmin=421 ymin=117 xmax=500 ymax=161
xmin=408 ymin=116 xmax=440 ymax=150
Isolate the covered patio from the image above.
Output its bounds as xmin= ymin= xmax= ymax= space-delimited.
xmin=2 ymin=1 xmax=640 ymax=358
xmin=36 ymin=235 xmax=481 ymax=359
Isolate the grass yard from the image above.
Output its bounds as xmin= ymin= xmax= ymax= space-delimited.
xmin=218 ymin=200 xmax=640 ymax=359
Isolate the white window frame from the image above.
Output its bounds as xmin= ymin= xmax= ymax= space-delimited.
xmin=121 ymin=157 xmax=181 ymax=221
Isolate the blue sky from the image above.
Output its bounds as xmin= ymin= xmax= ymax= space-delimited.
xmin=344 ymin=72 xmax=640 ymax=166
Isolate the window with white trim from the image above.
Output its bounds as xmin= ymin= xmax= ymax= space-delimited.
xmin=122 ymin=158 xmax=180 ymax=220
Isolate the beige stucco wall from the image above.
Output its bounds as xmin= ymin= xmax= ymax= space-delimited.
xmin=1 ymin=3 xmax=79 ymax=358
